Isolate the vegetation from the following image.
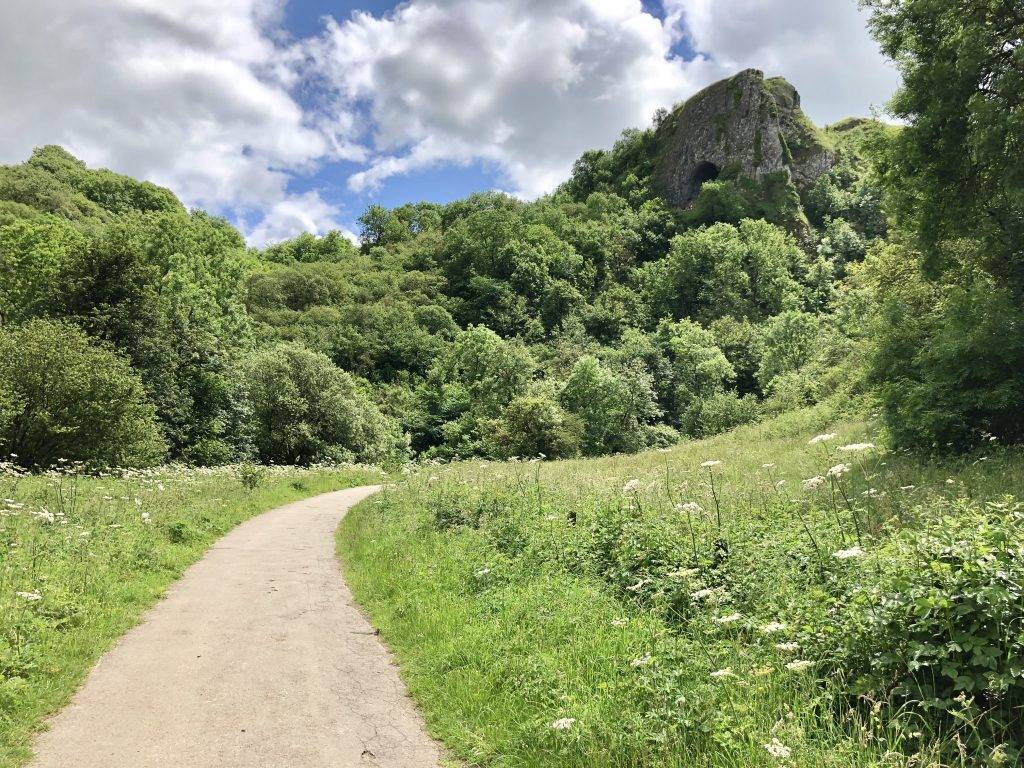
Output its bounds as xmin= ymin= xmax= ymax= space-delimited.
xmin=341 ymin=412 xmax=1024 ymax=766
xmin=0 ymin=462 xmax=380 ymax=766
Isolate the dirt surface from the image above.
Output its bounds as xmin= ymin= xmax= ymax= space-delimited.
xmin=29 ymin=486 xmax=444 ymax=768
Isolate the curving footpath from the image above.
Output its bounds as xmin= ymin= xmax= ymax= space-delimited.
xmin=29 ymin=486 xmax=443 ymax=768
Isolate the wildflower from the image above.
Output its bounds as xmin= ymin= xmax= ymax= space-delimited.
xmin=474 ymin=567 xmax=491 ymax=578
xmin=427 ymin=476 xmax=439 ymax=485
xmin=631 ymin=653 xmax=653 ymax=668
xmin=622 ymin=479 xmax=640 ymax=494
xmin=764 ymin=738 xmax=792 ymax=759
xmin=760 ymin=621 xmax=786 ymax=634
xmin=945 ymin=478 xmax=955 ymax=485
xmin=700 ymin=460 xmax=722 ymax=468
xmin=899 ymin=485 xmax=916 ymax=492
xmin=775 ymin=642 xmax=799 ymax=652
xmin=753 ymin=665 xmax=774 ymax=677
xmin=690 ymin=586 xmax=723 ymax=600
xmin=785 ymin=659 xmax=814 ymax=672
xmin=611 ymin=617 xmax=629 ymax=627
xmin=141 ymin=511 xmax=152 ymax=524
xmin=675 ymin=502 xmax=702 ymax=513
xmin=808 ymin=433 xmax=837 ymax=445
xmin=550 ymin=717 xmax=576 ymax=731
xmin=715 ymin=612 xmax=742 ymax=624
xmin=832 ymin=546 xmax=864 ymax=560
xmin=16 ymin=590 xmax=42 ymax=601
xmin=861 ymin=488 xmax=882 ymax=498
xmin=801 ymin=476 xmax=825 ymax=491
xmin=710 ymin=667 xmax=736 ymax=679
xmin=774 ymin=479 xmax=786 ymax=489
xmin=837 ymin=442 xmax=875 ymax=453
xmin=826 ymin=463 xmax=851 ymax=478
xmin=762 ymin=463 xmax=776 ymax=469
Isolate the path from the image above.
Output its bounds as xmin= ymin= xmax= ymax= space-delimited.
xmin=29 ymin=486 xmax=444 ymax=768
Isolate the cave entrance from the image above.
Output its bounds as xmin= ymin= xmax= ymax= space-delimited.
xmin=692 ymin=161 xmax=720 ymax=190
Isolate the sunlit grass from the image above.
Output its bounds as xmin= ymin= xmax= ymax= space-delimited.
xmin=339 ymin=407 xmax=1024 ymax=767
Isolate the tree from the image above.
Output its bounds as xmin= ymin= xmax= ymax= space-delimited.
xmin=0 ymin=320 xmax=165 ymax=468
xmin=863 ymin=0 xmax=1024 ymax=289
xmin=560 ymin=356 xmax=654 ymax=455
xmin=242 ymin=343 xmax=404 ymax=465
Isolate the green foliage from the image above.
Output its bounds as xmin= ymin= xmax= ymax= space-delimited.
xmin=0 ymin=320 xmax=165 ymax=468
xmin=491 ymin=394 xmax=583 ymax=459
xmin=641 ymin=220 xmax=805 ymax=324
xmin=834 ymin=499 xmax=1024 ymax=757
xmin=758 ymin=310 xmax=823 ymax=392
xmin=869 ymin=243 xmax=1024 ymax=449
xmin=560 ymin=356 xmax=655 ymax=455
xmin=242 ymin=342 xmax=404 ymax=465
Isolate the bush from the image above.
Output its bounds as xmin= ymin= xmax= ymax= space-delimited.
xmin=0 ymin=319 xmax=165 ymax=467
xmin=242 ymin=342 xmax=405 ymax=465
xmin=757 ymin=311 xmax=822 ymax=391
xmin=833 ymin=499 xmax=1024 ymax=755
xmin=491 ymin=395 xmax=583 ymax=459
xmin=683 ymin=391 xmax=760 ymax=438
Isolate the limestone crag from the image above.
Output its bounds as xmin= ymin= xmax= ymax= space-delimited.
xmin=652 ymin=69 xmax=834 ymax=208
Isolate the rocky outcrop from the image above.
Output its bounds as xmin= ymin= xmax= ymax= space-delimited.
xmin=652 ymin=69 xmax=834 ymax=208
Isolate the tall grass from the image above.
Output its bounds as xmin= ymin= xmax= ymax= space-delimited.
xmin=339 ymin=409 xmax=1024 ymax=767
xmin=0 ymin=461 xmax=380 ymax=767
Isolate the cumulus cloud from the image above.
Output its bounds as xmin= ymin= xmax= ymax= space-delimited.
xmin=0 ymin=0 xmax=351 ymax=228
xmin=311 ymin=0 xmax=721 ymax=198
xmin=663 ymin=0 xmax=900 ymax=124
xmin=245 ymin=190 xmax=356 ymax=246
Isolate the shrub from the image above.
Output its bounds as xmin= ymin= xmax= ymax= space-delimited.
xmin=833 ymin=499 xmax=1024 ymax=755
xmin=757 ymin=311 xmax=822 ymax=391
xmin=491 ymin=395 xmax=583 ymax=459
xmin=242 ymin=342 xmax=405 ymax=465
xmin=0 ymin=320 xmax=165 ymax=468
xmin=684 ymin=392 xmax=760 ymax=438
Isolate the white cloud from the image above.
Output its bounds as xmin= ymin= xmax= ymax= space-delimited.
xmin=310 ymin=0 xmax=897 ymax=200
xmin=312 ymin=0 xmax=721 ymax=198
xmin=245 ymin=190 xmax=355 ymax=247
xmin=664 ymin=0 xmax=900 ymax=124
xmin=0 ymin=0 xmax=348 ymax=235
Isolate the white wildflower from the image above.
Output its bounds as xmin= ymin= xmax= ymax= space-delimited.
xmin=690 ymin=586 xmax=723 ymax=600
xmin=760 ymin=621 xmax=786 ymax=634
xmin=550 ymin=717 xmax=576 ymax=731
xmin=675 ymin=502 xmax=702 ymax=513
xmin=801 ymin=476 xmax=826 ymax=491
xmin=832 ymin=546 xmax=864 ymax=560
xmin=808 ymin=433 xmax=837 ymax=445
xmin=775 ymin=642 xmax=800 ymax=652
xmin=764 ymin=738 xmax=792 ymax=759
xmin=611 ymin=617 xmax=629 ymax=627
xmin=631 ymin=653 xmax=653 ymax=668
xmin=899 ymin=485 xmax=916 ymax=491
xmin=622 ymin=479 xmax=641 ymax=494
xmin=16 ymin=590 xmax=42 ymax=601
xmin=837 ymin=442 xmax=875 ymax=453
xmin=700 ymin=460 xmax=722 ymax=468
xmin=826 ymin=463 xmax=851 ymax=478
xmin=762 ymin=463 xmax=776 ymax=469
xmin=710 ymin=667 xmax=736 ymax=679
xmin=715 ymin=612 xmax=742 ymax=624
xmin=785 ymin=659 xmax=814 ymax=672
xmin=474 ymin=567 xmax=491 ymax=578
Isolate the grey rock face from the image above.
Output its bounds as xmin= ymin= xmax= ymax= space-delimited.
xmin=652 ymin=69 xmax=834 ymax=208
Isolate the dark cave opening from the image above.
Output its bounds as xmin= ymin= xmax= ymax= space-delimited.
xmin=692 ymin=161 xmax=721 ymax=190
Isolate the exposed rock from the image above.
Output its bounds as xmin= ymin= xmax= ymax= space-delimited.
xmin=652 ymin=69 xmax=834 ymax=208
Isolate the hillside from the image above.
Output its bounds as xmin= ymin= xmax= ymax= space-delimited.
xmin=0 ymin=71 xmax=892 ymax=470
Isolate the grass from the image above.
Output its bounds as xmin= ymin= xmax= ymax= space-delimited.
xmin=0 ymin=461 xmax=381 ymax=767
xmin=338 ymin=408 xmax=1024 ymax=767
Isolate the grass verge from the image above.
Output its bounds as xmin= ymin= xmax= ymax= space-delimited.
xmin=339 ymin=409 xmax=1024 ymax=767
xmin=0 ymin=463 xmax=380 ymax=767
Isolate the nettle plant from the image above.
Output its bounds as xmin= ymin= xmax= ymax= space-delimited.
xmin=834 ymin=499 xmax=1024 ymax=756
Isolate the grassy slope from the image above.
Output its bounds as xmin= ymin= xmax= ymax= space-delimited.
xmin=0 ymin=464 xmax=380 ymax=767
xmin=339 ymin=409 xmax=1024 ymax=767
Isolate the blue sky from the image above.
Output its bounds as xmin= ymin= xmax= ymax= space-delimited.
xmin=274 ymin=0 xmax=697 ymax=239
xmin=1 ymin=0 xmax=899 ymax=245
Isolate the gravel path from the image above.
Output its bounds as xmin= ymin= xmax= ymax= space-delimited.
xmin=29 ymin=486 xmax=443 ymax=768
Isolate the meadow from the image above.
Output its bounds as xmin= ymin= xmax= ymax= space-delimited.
xmin=340 ymin=408 xmax=1024 ymax=767
xmin=0 ymin=461 xmax=381 ymax=767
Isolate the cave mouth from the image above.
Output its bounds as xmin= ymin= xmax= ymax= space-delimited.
xmin=692 ymin=161 xmax=720 ymax=190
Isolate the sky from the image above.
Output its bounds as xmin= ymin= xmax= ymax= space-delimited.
xmin=0 ymin=0 xmax=899 ymax=245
